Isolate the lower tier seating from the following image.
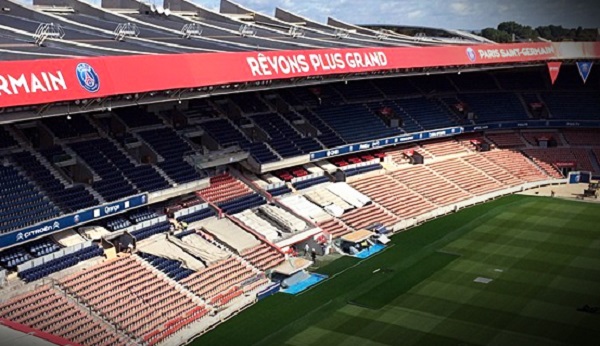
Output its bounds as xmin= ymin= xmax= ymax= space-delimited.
xmin=340 ymin=204 xmax=399 ymax=230
xmin=350 ymin=175 xmax=437 ymax=218
xmin=240 ymin=243 xmax=284 ymax=271
xmin=59 ymin=256 xmax=208 ymax=344
xmin=391 ymin=166 xmax=472 ymax=206
xmin=0 ymin=286 xmax=124 ymax=346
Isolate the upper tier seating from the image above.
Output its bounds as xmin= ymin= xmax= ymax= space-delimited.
xmin=229 ymin=93 xmax=270 ymax=114
xmin=70 ymin=139 xmax=139 ymax=201
xmin=0 ymin=164 xmax=60 ymax=233
xmin=541 ymin=92 xmax=600 ymax=120
xmin=372 ymin=78 xmax=420 ymax=97
xmin=251 ymin=113 xmax=322 ymax=158
xmin=42 ymin=115 xmax=96 ymax=139
xmin=460 ymin=93 xmax=529 ymax=122
xmin=12 ymin=150 xmax=99 ymax=213
xmin=449 ymin=72 xmax=499 ymax=91
xmin=298 ymin=110 xmax=346 ymax=148
xmin=178 ymin=99 xmax=220 ymax=123
xmin=201 ymin=119 xmax=279 ymax=164
xmin=411 ymin=75 xmax=456 ymax=93
xmin=0 ymin=126 xmax=18 ymax=149
xmin=115 ymin=108 xmax=163 ymax=128
xmin=313 ymin=104 xmax=402 ymax=143
xmin=364 ymin=100 xmax=421 ymax=133
xmin=137 ymin=128 xmax=204 ymax=184
xmin=396 ymin=97 xmax=456 ymax=130
xmin=494 ymin=70 xmax=547 ymax=90
xmin=351 ymin=175 xmax=437 ymax=219
xmin=333 ymin=80 xmax=384 ymax=101
xmin=60 ymin=255 xmax=208 ymax=344
xmin=0 ymin=286 xmax=124 ymax=346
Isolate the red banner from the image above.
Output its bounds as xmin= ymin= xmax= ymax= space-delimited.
xmin=547 ymin=61 xmax=562 ymax=85
xmin=1 ymin=42 xmax=599 ymax=108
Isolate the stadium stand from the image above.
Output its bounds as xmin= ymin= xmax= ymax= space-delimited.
xmin=390 ymin=166 xmax=472 ymax=206
xmin=486 ymin=132 xmax=527 ymax=148
xmin=59 ymin=255 xmax=208 ymax=345
xmin=0 ymin=286 xmax=124 ymax=346
xmin=12 ymin=151 xmax=99 ymax=213
xmin=1 ymin=4 xmax=600 ymax=344
xmin=350 ymin=175 xmax=437 ymax=218
xmin=481 ymin=150 xmax=550 ymax=182
xmin=541 ymin=92 xmax=600 ymax=120
xmin=459 ymin=93 xmax=530 ymax=122
xmin=251 ymin=113 xmax=323 ymax=158
xmin=0 ymin=164 xmax=60 ymax=233
xmin=313 ymin=104 xmax=402 ymax=143
xmin=137 ymin=128 xmax=204 ymax=184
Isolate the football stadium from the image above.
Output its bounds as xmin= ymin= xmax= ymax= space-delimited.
xmin=0 ymin=0 xmax=599 ymax=345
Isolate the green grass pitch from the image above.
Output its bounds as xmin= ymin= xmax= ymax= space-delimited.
xmin=194 ymin=195 xmax=600 ymax=346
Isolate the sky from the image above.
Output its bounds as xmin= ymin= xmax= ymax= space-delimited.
xmin=190 ymin=0 xmax=600 ymax=30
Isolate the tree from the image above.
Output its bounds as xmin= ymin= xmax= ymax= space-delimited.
xmin=481 ymin=28 xmax=512 ymax=43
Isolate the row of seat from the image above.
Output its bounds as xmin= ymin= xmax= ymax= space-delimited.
xmin=217 ymin=194 xmax=266 ymax=215
xmin=292 ymin=175 xmax=330 ymax=190
xmin=343 ymin=163 xmax=383 ymax=177
xmin=130 ymin=222 xmax=171 ymax=241
xmin=176 ymin=207 xmax=216 ymax=224
xmin=266 ymin=185 xmax=292 ymax=197
xmin=19 ymin=245 xmax=103 ymax=283
xmin=138 ymin=252 xmax=195 ymax=282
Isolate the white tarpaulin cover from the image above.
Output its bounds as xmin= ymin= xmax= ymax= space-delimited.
xmin=233 ymin=210 xmax=281 ymax=243
xmin=75 ymin=226 xmax=111 ymax=242
xmin=138 ymin=236 xmax=206 ymax=271
xmin=52 ymin=229 xmax=88 ymax=247
xmin=304 ymin=189 xmax=353 ymax=211
xmin=259 ymin=205 xmax=306 ymax=232
xmin=201 ymin=217 xmax=261 ymax=254
xmin=279 ymin=195 xmax=332 ymax=224
xmin=170 ymin=234 xmax=231 ymax=266
xmin=324 ymin=204 xmax=344 ymax=217
xmin=326 ymin=182 xmax=371 ymax=208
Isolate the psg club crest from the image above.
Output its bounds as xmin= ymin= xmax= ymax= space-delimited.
xmin=466 ymin=47 xmax=476 ymax=62
xmin=76 ymin=62 xmax=100 ymax=93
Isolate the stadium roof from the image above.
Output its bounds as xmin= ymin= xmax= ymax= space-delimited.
xmin=0 ymin=0 xmax=599 ymax=118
